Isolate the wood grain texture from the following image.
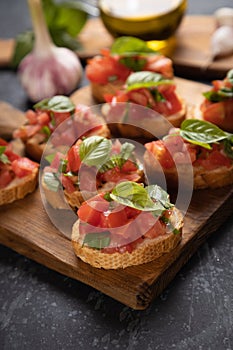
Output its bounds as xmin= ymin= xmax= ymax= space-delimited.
xmin=0 ymin=77 xmax=232 ymax=309
xmin=0 ymin=186 xmax=232 ymax=309
xmin=0 ymin=16 xmax=232 ymax=79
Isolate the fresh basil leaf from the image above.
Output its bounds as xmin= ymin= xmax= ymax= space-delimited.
xmin=119 ymin=57 xmax=147 ymax=71
xmin=99 ymin=142 xmax=135 ymax=173
xmin=83 ymin=231 xmax=111 ymax=250
xmin=126 ymin=71 xmax=172 ymax=91
xmin=45 ymin=153 xmax=56 ymax=164
xmin=10 ymin=31 xmax=34 ymax=69
xmin=227 ymin=69 xmax=233 ymax=84
xmin=43 ymin=172 xmax=61 ymax=192
xmin=0 ymin=146 xmax=10 ymax=164
xmin=224 ymin=135 xmax=233 ymax=159
xmin=34 ymin=95 xmax=75 ymax=113
xmin=203 ymin=90 xmax=224 ymax=103
xmin=111 ymin=36 xmax=156 ymax=55
xmin=79 ymin=136 xmax=112 ymax=167
xmin=41 ymin=126 xmax=51 ymax=137
xmin=47 ymin=1 xmax=87 ymax=38
xmin=146 ymin=185 xmax=174 ymax=209
xmin=180 ymin=119 xmax=228 ymax=149
xmin=110 ymin=181 xmax=165 ymax=213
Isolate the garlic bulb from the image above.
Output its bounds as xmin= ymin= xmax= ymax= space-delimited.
xmin=210 ymin=25 xmax=233 ymax=59
xmin=18 ymin=0 xmax=83 ymax=102
xmin=214 ymin=7 xmax=233 ymax=27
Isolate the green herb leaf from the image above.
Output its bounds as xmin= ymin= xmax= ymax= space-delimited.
xmin=83 ymin=231 xmax=111 ymax=250
xmin=224 ymin=135 xmax=233 ymax=159
xmin=125 ymin=71 xmax=172 ymax=91
xmin=79 ymin=136 xmax=112 ymax=167
xmin=0 ymin=146 xmax=10 ymax=164
xmin=146 ymin=185 xmax=174 ymax=209
xmin=34 ymin=95 xmax=75 ymax=113
xmin=41 ymin=126 xmax=51 ymax=137
xmin=99 ymin=142 xmax=135 ymax=173
xmin=180 ymin=119 xmax=228 ymax=149
xmin=110 ymin=181 xmax=166 ymax=214
xmin=45 ymin=153 xmax=56 ymax=164
xmin=119 ymin=57 xmax=147 ymax=71
xmin=11 ymin=0 xmax=88 ymax=68
xmin=43 ymin=172 xmax=61 ymax=192
xmin=111 ymin=36 xmax=156 ymax=55
xmin=10 ymin=31 xmax=34 ymax=69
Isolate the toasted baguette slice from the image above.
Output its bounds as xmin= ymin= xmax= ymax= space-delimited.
xmin=25 ymin=123 xmax=111 ymax=162
xmin=144 ymin=150 xmax=233 ymax=190
xmin=102 ymin=97 xmax=186 ymax=139
xmin=91 ymin=81 xmax=124 ymax=103
xmin=71 ymin=207 xmax=183 ymax=269
xmin=0 ymin=167 xmax=38 ymax=206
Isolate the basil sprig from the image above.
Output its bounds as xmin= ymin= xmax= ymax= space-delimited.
xmin=203 ymin=69 xmax=233 ymax=102
xmin=34 ymin=95 xmax=75 ymax=114
xmin=110 ymin=181 xmax=173 ymax=216
xmin=79 ymin=136 xmax=112 ymax=167
xmin=125 ymin=71 xmax=173 ymax=91
xmin=111 ymin=36 xmax=156 ymax=56
xmin=180 ymin=119 xmax=232 ymax=150
xmin=82 ymin=231 xmax=111 ymax=250
xmin=43 ymin=172 xmax=61 ymax=192
xmin=99 ymin=142 xmax=136 ymax=173
xmin=0 ymin=146 xmax=10 ymax=164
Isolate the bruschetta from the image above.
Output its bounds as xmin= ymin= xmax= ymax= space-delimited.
xmin=102 ymin=71 xmax=186 ymax=139
xmin=42 ymin=135 xmax=144 ymax=210
xmin=13 ymin=95 xmax=110 ymax=162
xmin=197 ymin=69 xmax=233 ymax=132
xmin=71 ymin=181 xmax=183 ymax=269
xmin=0 ymin=138 xmax=39 ymax=205
xmin=86 ymin=36 xmax=174 ymax=102
xmin=144 ymin=119 xmax=233 ymax=190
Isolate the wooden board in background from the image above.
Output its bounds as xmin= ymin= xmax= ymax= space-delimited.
xmin=0 ymin=185 xmax=232 ymax=310
xmin=0 ymin=76 xmax=233 ymax=309
xmin=0 ymin=16 xmax=232 ymax=80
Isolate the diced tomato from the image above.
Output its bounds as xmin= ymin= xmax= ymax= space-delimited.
xmin=145 ymin=140 xmax=175 ymax=169
xmin=144 ymin=55 xmax=173 ymax=79
xmin=37 ymin=112 xmax=50 ymax=126
xmin=127 ymin=90 xmax=148 ymax=106
xmin=201 ymin=100 xmax=233 ymax=132
xmin=121 ymin=160 xmax=138 ymax=173
xmin=124 ymin=206 xmax=141 ymax=219
xmin=50 ymin=152 xmax=65 ymax=170
xmin=86 ymin=55 xmax=131 ymax=84
xmin=61 ymin=174 xmax=76 ymax=193
xmin=67 ymin=145 xmax=81 ymax=173
xmin=53 ymin=111 xmax=71 ymax=127
xmin=163 ymin=135 xmax=184 ymax=153
xmin=107 ymin=206 xmax=128 ymax=228
xmin=144 ymin=218 xmax=166 ymax=238
xmin=25 ymin=109 xmax=38 ymax=125
xmin=0 ymin=138 xmax=8 ymax=146
xmin=78 ymin=194 xmax=109 ymax=226
xmin=195 ymin=149 xmax=232 ymax=170
xmin=0 ymin=169 xmax=13 ymax=188
xmin=11 ymin=157 xmax=38 ymax=178
xmin=4 ymin=149 xmax=20 ymax=162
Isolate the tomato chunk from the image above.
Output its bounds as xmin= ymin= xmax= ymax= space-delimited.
xmin=11 ymin=158 xmax=38 ymax=178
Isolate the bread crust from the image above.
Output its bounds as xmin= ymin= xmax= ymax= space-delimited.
xmin=71 ymin=207 xmax=183 ymax=269
xmin=144 ymin=150 xmax=233 ymax=190
xmin=91 ymin=81 xmax=125 ymax=103
xmin=102 ymin=98 xmax=186 ymax=140
xmin=0 ymin=167 xmax=38 ymax=206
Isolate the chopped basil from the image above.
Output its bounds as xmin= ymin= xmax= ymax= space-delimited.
xmin=83 ymin=231 xmax=111 ymax=250
xmin=0 ymin=146 xmax=10 ymax=164
xmin=43 ymin=172 xmax=61 ymax=192
xmin=45 ymin=153 xmax=56 ymax=164
xmin=125 ymin=71 xmax=173 ymax=91
xmin=119 ymin=56 xmax=147 ymax=71
xmin=79 ymin=136 xmax=112 ymax=167
xmin=34 ymin=95 xmax=75 ymax=114
xmin=110 ymin=181 xmax=172 ymax=215
xmin=180 ymin=119 xmax=229 ymax=149
xmin=146 ymin=185 xmax=174 ymax=209
xmin=99 ymin=142 xmax=135 ymax=173
xmin=41 ymin=125 xmax=51 ymax=137
xmin=224 ymin=135 xmax=233 ymax=159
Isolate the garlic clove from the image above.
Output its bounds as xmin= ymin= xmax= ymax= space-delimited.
xmin=214 ymin=7 xmax=233 ymax=27
xmin=18 ymin=0 xmax=83 ymax=102
xmin=18 ymin=48 xmax=83 ymax=102
xmin=210 ymin=25 xmax=233 ymax=59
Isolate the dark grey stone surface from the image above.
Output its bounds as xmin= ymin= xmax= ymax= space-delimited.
xmin=0 ymin=1 xmax=233 ymax=349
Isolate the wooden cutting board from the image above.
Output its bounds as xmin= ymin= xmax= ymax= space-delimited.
xmin=0 ymin=16 xmax=232 ymax=80
xmin=0 ymin=77 xmax=233 ymax=309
